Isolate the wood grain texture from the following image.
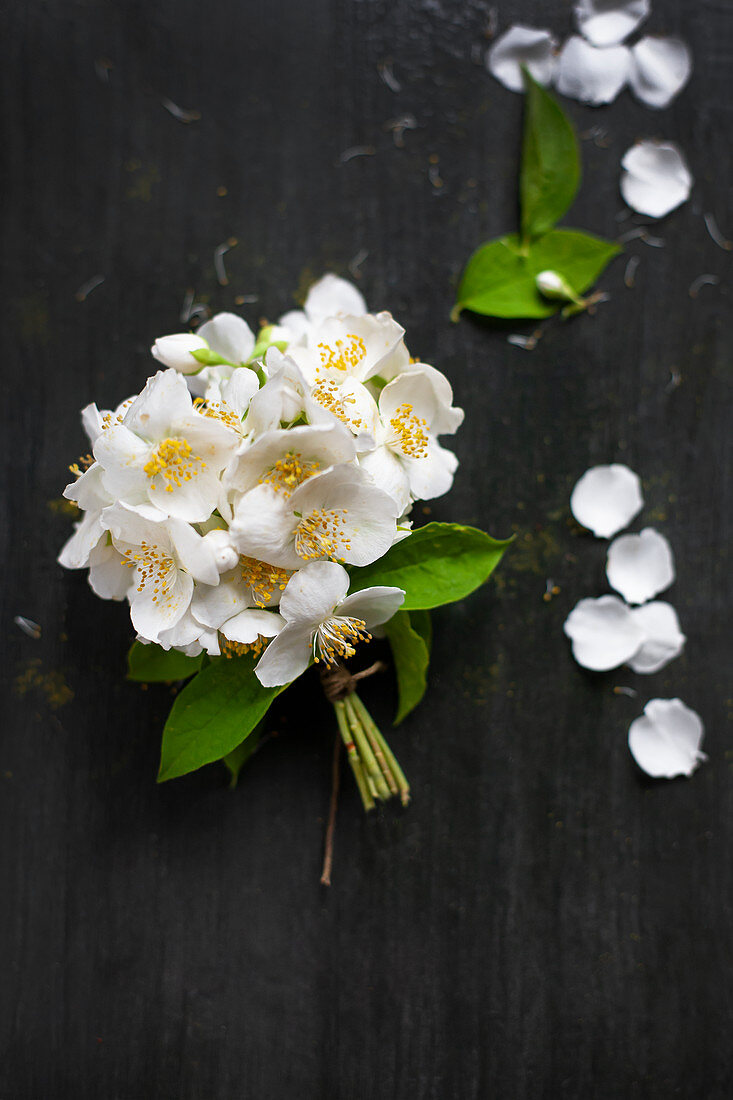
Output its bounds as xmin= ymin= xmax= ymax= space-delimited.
xmin=1 ymin=0 xmax=731 ymax=1096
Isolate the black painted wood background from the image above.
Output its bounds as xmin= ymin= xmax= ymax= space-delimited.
xmin=2 ymin=1 xmax=731 ymax=1096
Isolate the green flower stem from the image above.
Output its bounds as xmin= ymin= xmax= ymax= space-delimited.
xmin=343 ymin=696 xmax=391 ymax=801
xmin=350 ymin=693 xmax=411 ymax=807
xmin=333 ymin=700 xmax=374 ymax=811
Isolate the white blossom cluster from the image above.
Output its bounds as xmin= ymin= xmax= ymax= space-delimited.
xmin=59 ymin=275 xmax=463 ymax=687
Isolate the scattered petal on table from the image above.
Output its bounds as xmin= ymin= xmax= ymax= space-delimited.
xmin=628 ymin=601 xmax=686 ymax=673
xmin=629 ymin=37 xmax=693 ymax=109
xmin=555 ymin=37 xmax=630 ymax=105
xmin=564 ymin=595 xmax=645 ymax=671
xmin=486 ymin=25 xmax=558 ymax=93
xmin=574 ymin=0 xmax=650 ymax=48
xmin=620 ymin=140 xmax=693 ymax=218
xmin=570 ymin=464 xmax=643 ymax=538
xmin=607 ymin=527 xmax=675 ymax=605
xmin=628 ymin=698 xmax=706 ymax=778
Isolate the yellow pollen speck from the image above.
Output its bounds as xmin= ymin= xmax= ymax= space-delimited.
xmin=143 ymin=437 xmax=205 ymax=493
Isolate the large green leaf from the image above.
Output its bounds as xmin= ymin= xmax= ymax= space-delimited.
xmin=348 ymin=523 xmax=512 ymax=610
xmin=452 ymin=230 xmax=620 ymax=320
xmin=520 ymin=69 xmax=580 ymax=241
xmin=157 ymin=658 xmax=284 ymax=782
xmin=384 ymin=611 xmax=430 ymax=725
xmin=222 ymin=722 xmax=263 ymax=789
xmin=127 ymin=640 xmax=203 ymax=683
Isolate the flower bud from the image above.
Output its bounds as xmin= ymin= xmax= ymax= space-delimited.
xmin=151 ymin=333 xmax=208 ymax=375
xmin=202 ymin=529 xmax=239 ymax=574
xmin=535 ymin=270 xmax=580 ymax=303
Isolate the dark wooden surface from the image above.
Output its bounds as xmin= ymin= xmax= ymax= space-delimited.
xmin=2 ymin=1 xmax=732 ymax=1096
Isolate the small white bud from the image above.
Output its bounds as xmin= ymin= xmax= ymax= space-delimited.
xmin=151 ymin=333 xmax=208 ymax=375
xmin=202 ymin=529 xmax=239 ymax=574
xmin=535 ymin=270 xmax=579 ymax=302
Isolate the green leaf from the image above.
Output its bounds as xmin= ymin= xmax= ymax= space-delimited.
xmin=384 ymin=611 xmax=430 ymax=724
xmin=409 ymin=608 xmax=432 ymax=656
xmin=127 ymin=640 xmax=203 ymax=683
xmin=222 ymin=722 xmax=263 ymax=789
xmin=157 ymin=658 xmax=284 ymax=782
xmin=520 ymin=69 xmax=580 ymax=241
xmin=452 ymin=230 xmax=620 ymax=320
xmin=348 ymin=522 xmax=512 ymax=610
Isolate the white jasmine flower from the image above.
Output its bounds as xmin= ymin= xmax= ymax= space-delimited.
xmin=230 ymin=464 xmax=401 ymax=571
xmin=628 ymin=602 xmax=686 ymax=674
xmin=574 ymin=0 xmax=649 ymax=48
xmin=244 ymin=351 xmax=336 ymax=438
xmin=628 ymin=698 xmax=706 ymax=779
xmin=563 ymin=595 xmax=645 ymax=671
xmin=202 ymin=367 xmax=260 ymax=430
xmin=486 ymin=26 xmax=558 ymax=93
xmin=254 ymin=560 xmax=404 ymax=687
xmin=570 ymin=464 xmax=644 ymax=538
xmin=152 ymin=332 xmax=209 ymax=374
xmin=190 ymin=569 xmax=285 ymax=658
xmin=226 ymin=422 xmax=356 ymax=498
xmin=279 ymin=274 xmax=367 ymax=345
xmin=93 ymin=369 xmax=240 ymax=523
xmin=104 ymin=503 xmax=220 ymax=643
xmin=607 ymin=527 xmax=675 ymax=605
xmin=628 ymin=37 xmax=693 ymax=110
xmin=555 ymin=37 xmax=630 ymax=105
xmin=620 ymin=140 xmax=693 ymax=218
xmin=359 ymin=365 xmax=463 ymax=511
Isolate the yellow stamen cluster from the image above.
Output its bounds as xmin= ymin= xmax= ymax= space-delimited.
xmin=317 ymin=333 xmax=366 ymax=375
xmin=295 ymin=508 xmax=351 ymax=562
xmin=192 ymin=397 xmax=242 ymax=431
xmin=389 ymin=402 xmax=428 ymax=458
xmin=68 ymin=453 xmax=94 ymax=477
xmin=143 ymin=437 xmax=206 ymax=493
xmin=121 ymin=541 xmax=175 ymax=605
xmin=258 ymin=452 xmax=320 ymax=493
xmin=239 ymin=556 xmax=291 ymax=607
xmin=311 ymin=378 xmax=365 ymax=431
xmin=314 ymin=616 xmax=371 ymax=665
xmin=221 ymin=634 xmax=271 ymax=659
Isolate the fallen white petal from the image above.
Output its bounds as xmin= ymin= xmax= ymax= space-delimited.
xmin=570 ymin=464 xmax=643 ymax=538
xmin=628 ymin=601 xmax=686 ymax=673
xmin=486 ymin=25 xmax=558 ymax=93
xmin=563 ymin=595 xmax=645 ymax=671
xmin=555 ymin=37 xmax=630 ymax=105
xmin=574 ymin=0 xmax=649 ymax=48
xmin=628 ymin=37 xmax=692 ymax=110
xmin=628 ymin=698 xmax=706 ymax=778
xmin=620 ymin=140 xmax=693 ymax=218
xmin=606 ymin=527 xmax=675 ymax=605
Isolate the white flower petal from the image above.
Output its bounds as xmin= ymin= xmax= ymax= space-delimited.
xmin=336 ymin=587 xmax=405 ymax=630
xmin=81 ymin=403 xmax=104 ymax=443
xmin=628 ymin=698 xmax=706 ymax=778
xmin=570 ymin=464 xmax=644 ymax=538
xmin=563 ymin=595 xmax=645 ymax=671
xmin=555 ymin=37 xmax=630 ymax=105
xmin=629 ymin=37 xmax=692 ymax=109
xmin=607 ymin=527 xmax=675 ymax=605
xmin=620 ymin=140 xmax=693 ymax=218
xmin=304 ymin=274 xmax=367 ymax=323
xmin=197 ymin=313 xmax=255 ymax=365
xmin=628 ymin=601 xmax=686 ymax=674
xmin=87 ymin=540 xmax=130 ymax=601
xmin=129 ymin=568 xmax=193 ymax=642
xmin=58 ymin=512 xmax=106 ymax=570
xmin=222 ymin=608 xmax=284 ymax=644
xmin=168 ymin=519 xmax=221 ymax=587
xmin=574 ymin=0 xmax=649 ymax=47
xmin=191 ymin=572 xmax=250 ymax=629
xmin=254 ymin=622 xmax=314 ymax=686
xmin=401 ymin=439 xmax=458 ymax=502
xmin=151 ymin=333 xmax=207 ymax=375
xmin=279 ymin=561 xmax=350 ymax=625
xmin=201 ymin=529 xmax=239 ymax=574
xmin=123 ymin=369 xmax=192 ymax=440
xmin=358 ymin=445 xmax=411 ymax=513
xmin=229 ymin=484 xmax=303 ymax=570
xmin=486 ymin=25 xmax=558 ymax=93
xmin=227 ymin=422 xmax=356 ymax=496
